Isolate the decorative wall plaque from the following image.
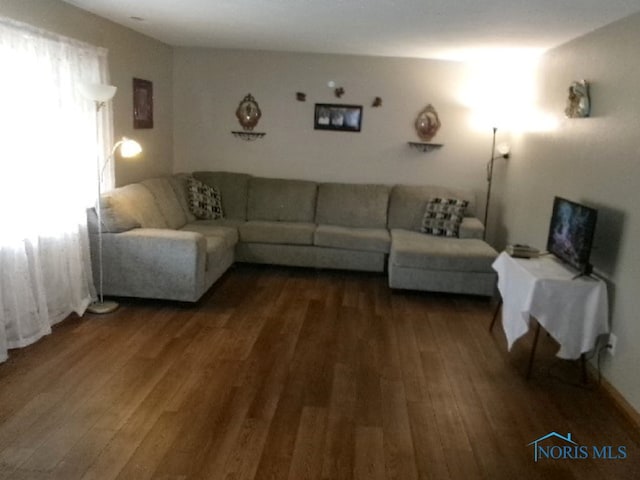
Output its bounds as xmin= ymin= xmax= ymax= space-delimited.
xmin=133 ymin=78 xmax=153 ymax=129
xmin=232 ymin=93 xmax=265 ymax=141
xmin=414 ymin=104 xmax=441 ymax=141
xmin=314 ymin=104 xmax=362 ymax=132
xmin=564 ymin=80 xmax=590 ymax=118
xmin=235 ymin=93 xmax=262 ymax=131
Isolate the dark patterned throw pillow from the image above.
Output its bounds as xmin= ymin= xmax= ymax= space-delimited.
xmin=421 ymin=197 xmax=468 ymax=237
xmin=187 ymin=178 xmax=224 ymax=220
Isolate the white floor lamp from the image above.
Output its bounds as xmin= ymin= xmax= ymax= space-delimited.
xmin=80 ymin=83 xmax=142 ymax=314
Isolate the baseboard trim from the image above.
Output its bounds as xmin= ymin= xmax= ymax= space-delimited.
xmin=589 ymin=365 xmax=640 ymax=437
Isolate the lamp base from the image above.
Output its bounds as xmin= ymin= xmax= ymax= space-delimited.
xmin=87 ymin=300 xmax=119 ymax=315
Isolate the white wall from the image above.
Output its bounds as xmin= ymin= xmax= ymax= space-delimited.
xmin=173 ymin=48 xmax=500 ymax=204
xmin=499 ymin=12 xmax=640 ymax=414
xmin=1 ymin=0 xmax=173 ymax=186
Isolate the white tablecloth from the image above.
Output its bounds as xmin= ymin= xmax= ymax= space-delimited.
xmin=492 ymin=252 xmax=609 ymax=359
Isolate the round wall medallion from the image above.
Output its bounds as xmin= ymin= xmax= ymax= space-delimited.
xmin=236 ymin=93 xmax=262 ymax=131
xmin=414 ymin=104 xmax=441 ymax=141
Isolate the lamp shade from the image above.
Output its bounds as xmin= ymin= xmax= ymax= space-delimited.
xmin=117 ymin=137 xmax=142 ymax=158
xmin=79 ymin=82 xmax=117 ymax=102
xmin=497 ymin=143 xmax=511 ymax=156
xmin=111 ymin=137 xmax=142 ymax=158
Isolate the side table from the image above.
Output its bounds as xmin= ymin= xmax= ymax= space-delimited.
xmin=490 ymin=252 xmax=609 ymax=379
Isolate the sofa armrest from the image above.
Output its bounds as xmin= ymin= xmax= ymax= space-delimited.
xmin=95 ymin=228 xmax=208 ymax=301
xmin=459 ymin=217 xmax=485 ymax=239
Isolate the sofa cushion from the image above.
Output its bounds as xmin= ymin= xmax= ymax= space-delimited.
xmin=459 ymin=217 xmax=485 ymax=240
xmin=247 ymin=177 xmax=318 ymax=222
xmin=181 ymin=222 xmax=240 ymax=249
xmin=105 ymin=183 xmax=168 ymax=228
xmin=390 ymin=229 xmax=497 ymax=272
xmin=239 ymin=221 xmax=315 ymax=245
xmin=184 ymin=218 xmax=246 ymax=229
xmin=420 ymin=198 xmax=468 ymax=237
xmin=315 ymin=183 xmax=390 ymax=228
xmin=168 ymin=173 xmax=197 ymax=223
xmin=204 ymin=235 xmax=229 ymax=272
xmin=87 ymin=197 xmax=140 ymax=234
xmin=141 ymin=177 xmax=188 ymax=229
xmin=388 ymin=185 xmax=477 ymax=231
xmin=99 ymin=197 xmax=140 ymax=233
xmin=314 ymin=225 xmax=390 ymax=253
xmin=187 ymin=178 xmax=224 ymax=220
xmin=193 ymin=171 xmax=252 ymax=220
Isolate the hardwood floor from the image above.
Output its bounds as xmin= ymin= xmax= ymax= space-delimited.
xmin=0 ymin=265 xmax=637 ymax=479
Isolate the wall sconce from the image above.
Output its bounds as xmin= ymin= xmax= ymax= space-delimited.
xmin=483 ymin=128 xmax=510 ymax=241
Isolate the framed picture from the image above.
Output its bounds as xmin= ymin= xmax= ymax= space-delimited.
xmin=314 ymin=103 xmax=362 ymax=132
xmin=133 ymin=78 xmax=153 ymax=129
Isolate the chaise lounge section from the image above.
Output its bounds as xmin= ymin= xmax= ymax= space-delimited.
xmin=386 ymin=185 xmax=498 ymax=296
xmin=89 ymin=171 xmax=498 ymax=302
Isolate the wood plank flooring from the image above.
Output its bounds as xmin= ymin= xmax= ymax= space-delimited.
xmin=0 ymin=264 xmax=638 ymax=479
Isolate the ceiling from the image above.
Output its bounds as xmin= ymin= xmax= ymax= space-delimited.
xmin=62 ymin=0 xmax=640 ymax=61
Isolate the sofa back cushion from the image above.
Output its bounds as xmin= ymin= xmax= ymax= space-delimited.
xmin=247 ymin=177 xmax=318 ymax=222
xmin=316 ymin=183 xmax=390 ymax=228
xmin=105 ymin=183 xmax=168 ymax=228
xmin=388 ymin=185 xmax=477 ymax=231
xmin=141 ymin=177 xmax=188 ymax=229
xmin=168 ymin=173 xmax=197 ymax=223
xmin=87 ymin=197 xmax=141 ymax=234
xmin=193 ymin=171 xmax=251 ymax=220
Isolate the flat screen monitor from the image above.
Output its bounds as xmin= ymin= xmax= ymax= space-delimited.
xmin=546 ymin=196 xmax=598 ymax=274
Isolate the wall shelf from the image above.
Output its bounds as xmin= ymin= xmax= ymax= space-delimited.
xmin=407 ymin=141 xmax=443 ymax=153
xmin=232 ymin=131 xmax=266 ymax=141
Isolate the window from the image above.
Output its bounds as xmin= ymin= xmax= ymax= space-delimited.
xmin=0 ymin=17 xmax=113 ymax=361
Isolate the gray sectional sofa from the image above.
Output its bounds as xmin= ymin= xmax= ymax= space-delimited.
xmin=89 ymin=171 xmax=498 ymax=302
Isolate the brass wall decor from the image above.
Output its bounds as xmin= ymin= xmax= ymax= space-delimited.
xmin=565 ymin=80 xmax=590 ymax=118
xmin=232 ymin=93 xmax=265 ymax=141
xmin=372 ymin=97 xmax=382 ymax=107
xmin=235 ymin=93 xmax=262 ymax=131
xmin=296 ymin=92 xmax=307 ymax=101
xmin=414 ymin=104 xmax=441 ymax=141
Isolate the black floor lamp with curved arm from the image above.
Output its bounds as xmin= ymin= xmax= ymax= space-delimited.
xmin=483 ymin=127 xmax=510 ymax=241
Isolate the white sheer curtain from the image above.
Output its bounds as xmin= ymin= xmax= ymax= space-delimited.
xmin=0 ymin=17 xmax=113 ymax=362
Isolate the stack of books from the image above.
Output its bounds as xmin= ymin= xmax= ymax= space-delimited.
xmin=506 ymin=244 xmax=540 ymax=258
